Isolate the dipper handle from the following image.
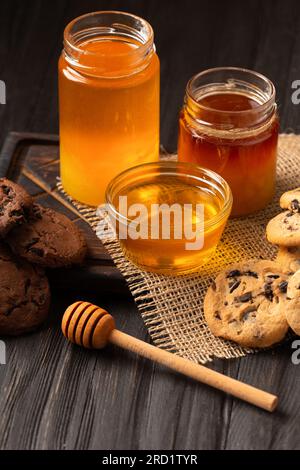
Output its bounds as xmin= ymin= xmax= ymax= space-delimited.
xmin=109 ymin=329 xmax=277 ymax=412
xmin=62 ymin=301 xmax=278 ymax=412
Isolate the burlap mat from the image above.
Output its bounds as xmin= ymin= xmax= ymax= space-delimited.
xmin=58 ymin=134 xmax=300 ymax=364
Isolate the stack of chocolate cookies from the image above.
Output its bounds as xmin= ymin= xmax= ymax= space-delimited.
xmin=267 ymin=188 xmax=300 ymax=272
xmin=0 ymin=178 xmax=87 ymax=336
xmin=267 ymin=188 xmax=300 ymax=336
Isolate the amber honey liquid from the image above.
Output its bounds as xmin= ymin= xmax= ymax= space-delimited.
xmin=178 ymin=92 xmax=279 ymax=217
xmin=113 ymin=176 xmax=230 ymax=275
xmin=59 ymin=38 xmax=160 ymax=205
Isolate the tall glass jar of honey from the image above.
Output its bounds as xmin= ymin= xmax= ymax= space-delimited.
xmin=59 ymin=11 xmax=160 ymax=206
xmin=178 ymin=68 xmax=279 ymax=217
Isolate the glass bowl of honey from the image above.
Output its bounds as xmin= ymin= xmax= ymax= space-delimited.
xmin=178 ymin=67 xmax=279 ymax=217
xmin=105 ymin=161 xmax=232 ymax=275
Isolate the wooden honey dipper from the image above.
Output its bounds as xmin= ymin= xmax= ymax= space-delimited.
xmin=62 ymin=301 xmax=278 ymax=412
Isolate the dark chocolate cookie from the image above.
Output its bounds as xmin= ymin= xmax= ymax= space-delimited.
xmin=0 ymin=178 xmax=32 ymax=237
xmin=7 ymin=204 xmax=87 ymax=268
xmin=0 ymin=243 xmax=50 ymax=336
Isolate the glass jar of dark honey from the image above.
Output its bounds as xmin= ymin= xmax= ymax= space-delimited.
xmin=178 ymin=67 xmax=279 ymax=217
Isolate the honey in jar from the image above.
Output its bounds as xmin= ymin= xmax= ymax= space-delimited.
xmin=106 ymin=162 xmax=232 ymax=275
xmin=178 ymin=68 xmax=279 ymax=217
xmin=59 ymin=11 xmax=160 ymax=205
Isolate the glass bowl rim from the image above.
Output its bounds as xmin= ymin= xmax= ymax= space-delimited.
xmin=105 ymin=160 xmax=233 ymax=230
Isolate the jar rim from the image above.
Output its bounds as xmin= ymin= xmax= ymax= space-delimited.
xmin=64 ymin=10 xmax=154 ymax=59
xmin=105 ymin=161 xmax=233 ymax=229
xmin=186 ymin=66 xmax=276 ymax=116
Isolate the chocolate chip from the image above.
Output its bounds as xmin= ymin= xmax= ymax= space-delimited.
xmin=214 ymin=311 xmax=221 ymax=320
xmin=229 ymin=279 xmax=241 ymax=293
xmin=29 ymin=247 xmax=44 ymax=257
xmin=2 ymin=199 xmax=11 ymax=208
xmin=266 ymin=274 xmax=280 ymax=279
xmin=227 ymin=269 xmax=258 ymax=279
xmin=227 ymin=270 xmax=241 ymax=278
xmin=264 ymin=283 xmax=274 ymax=301
xmin=235 ymin=292 xmax=252 ymax=303
xmin=224 ymin=301 xmax=228 ymax=306
xmin=25 ymin=238 xmax=39 ymax=251
xmin=291 ymin=199 xmax=300 ymax=212
xmin=244 ymin=270 xmax=258 ymax=278
xmin=1 ymin=185 xmax=11 ymax=196
xmin=278 ymin=280 xmax=288 ymax=293
xmin=32 ymin=205 xmax=43 ymax=219
xmin=242 ymin=306 xmax=257 ymax=321
xmin=9 ymin=209 xmax=24 ymax=218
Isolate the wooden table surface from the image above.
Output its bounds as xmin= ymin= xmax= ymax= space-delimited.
xmin=1 ymin=0 xmax=300 ymax=450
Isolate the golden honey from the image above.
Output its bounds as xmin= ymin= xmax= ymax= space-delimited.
xmin=106 ymin=162 xmax=232 ymax=275
xmin=59 ymin=12 xmax=160 ymax=205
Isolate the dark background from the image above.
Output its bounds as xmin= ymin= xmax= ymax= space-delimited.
xmin=1 ymin=0 xmax=300 ymax=152
xmin=0 ymin=0 xmax=300 ymax=451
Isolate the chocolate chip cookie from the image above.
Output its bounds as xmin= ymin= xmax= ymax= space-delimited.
xmin=0 ymin=178 xmax=32 ymax=237
xmin=204 ymin=260 xmax=289 ymax=348
xmin=276 ymin=246 xmax=300 ymax=273
xmin=266 ymin=211 xmax=300 ymax=246
xmin=285 ymin=269 xmax=300 ymax=335
xmin=0 ymin=243 xmax=50 ymax=335
xmin=280 ymin=187 xmax=300 ymax=212
xmin=7 ymin=204 xmax=87 ymax=268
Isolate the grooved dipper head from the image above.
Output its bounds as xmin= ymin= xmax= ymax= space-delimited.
xmin=61 ymin=301 xmax=115 ymax=349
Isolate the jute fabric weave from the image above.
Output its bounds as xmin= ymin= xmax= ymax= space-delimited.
xmin=58 ymin=134 xmax=299 ymax=363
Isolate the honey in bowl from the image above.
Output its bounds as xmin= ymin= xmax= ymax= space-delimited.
xmin=106 ymin=162 xmax=232 ymax=275
xmin=178 ymin=67 xmax=279 ymax=217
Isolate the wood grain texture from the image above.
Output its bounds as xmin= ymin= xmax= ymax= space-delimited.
xmin=0 ymin=0 xmax=300 ymax=450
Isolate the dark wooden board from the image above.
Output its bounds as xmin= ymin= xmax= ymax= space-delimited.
xmin=0 ymin=131 xmax=129 ymax=294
